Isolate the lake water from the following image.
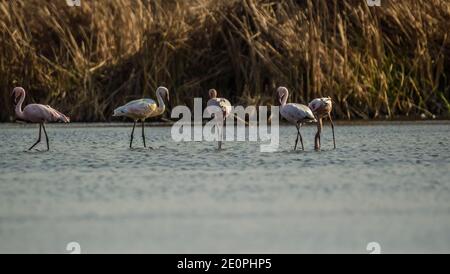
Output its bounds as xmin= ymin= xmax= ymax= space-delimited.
xmin=0 ymin=121 xmax=449 ymax=253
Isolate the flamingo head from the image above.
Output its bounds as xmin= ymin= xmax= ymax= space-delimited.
xmin=156 ymin=86 xmax=170 ymax=102
xmin=276 ymin=86 xmax=289 ymax=105
xmin=11 ymin=87 xmax=25 ymax=105
xmin=208 ymin=89 xmax=217 ymax=99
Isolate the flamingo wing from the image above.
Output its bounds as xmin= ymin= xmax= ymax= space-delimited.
xmin=281 ymin=103 xmax=316 ymax=123
xmin=124 ymin=98 xmax=155 ymax=107
xmin=23 ymin=104 xmax=70 ymax=123
xmin=113 ymin=99 xmax=157 ymax=120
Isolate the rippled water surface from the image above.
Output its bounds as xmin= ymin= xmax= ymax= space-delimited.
xmin=1 ymin=122 xmax=450 ymax=253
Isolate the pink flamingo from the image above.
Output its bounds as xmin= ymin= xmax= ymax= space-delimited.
xmin=277 ymin=87 xmax=316 ymax=150
xmin=309 ymin=97 xmax=336 ymax=150
xmin=11 ymin=87 xmax=70 ymax=151
xmin=206 ymin=89 xmax=232 ymax=150
xmin=113 ymin=86 xmax=170 ymax=148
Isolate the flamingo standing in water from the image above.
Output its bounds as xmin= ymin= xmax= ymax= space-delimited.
xmin=11 ymin=87 xmax=70 ymax=151
xmin=309 ymin=97 xmax=336 ymax=150
xmin=206 ymin=89 xmax=232 ymax=150
xmin=113 ymin=86 xmax=169 ymax=148
xmin=277 ymin=87 xmax=316 ymax=150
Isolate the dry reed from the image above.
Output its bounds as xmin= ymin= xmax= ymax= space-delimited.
xmin=1 ymin=0 xmax=449 ymax=121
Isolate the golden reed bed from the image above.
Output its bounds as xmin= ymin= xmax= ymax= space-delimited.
xmin=1 ymin=0 xmax=449 ymax=121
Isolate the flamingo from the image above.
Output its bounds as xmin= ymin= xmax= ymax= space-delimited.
xmin=309 ymin=97 xmax=336 ymax=150
xmin=206 ymin=89 xmax=232 ymax=150
xmin=11 ymin=87 xmax=70 ymax=151
xmin=276 ymin=87 xmax=316 ymax=151
xmin=113 ymin=86 xmax=169 ymax=148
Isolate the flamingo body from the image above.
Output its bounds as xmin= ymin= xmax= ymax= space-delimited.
xmin=206 ymin=97 xmax=232 ymax=119
xmin=280 ymin=103 xmax=315 ymax=125
xmin=11 ymin=87 xmax=70 ymax=150
xmin=20 ymin=104 xmax=70 ymax=123
xmin=113 ymin=98 xmax=159 ymax=121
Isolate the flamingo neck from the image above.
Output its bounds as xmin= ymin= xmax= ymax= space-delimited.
xmin=15 ymin=92 xmax=26 ymax=120
xmin=281 ymin=91 xmax=288 ymax=106
xmin=156 ymin=90 xmax=166 ymax=114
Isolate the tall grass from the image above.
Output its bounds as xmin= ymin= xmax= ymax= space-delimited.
xmin=1 ymin=0 xmax=449 ymax=121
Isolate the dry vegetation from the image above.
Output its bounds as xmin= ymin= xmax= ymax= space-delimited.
xmin=1 ymin=0 xmax=450 ymax=121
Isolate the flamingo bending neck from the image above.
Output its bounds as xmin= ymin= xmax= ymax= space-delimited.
xmin=155 ymin=87 xmax=167 ymax=116
xmin=278 ymin=87 xmax=289 ymax=106
xmin=14 ymin=88 xmax=26 ymax=120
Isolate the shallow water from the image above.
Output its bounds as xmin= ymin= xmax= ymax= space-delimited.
xmin=0 ymin=122 xmax=450 ymax=253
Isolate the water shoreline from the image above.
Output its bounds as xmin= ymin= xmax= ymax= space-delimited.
xmin=1 ymin=119 xmax=450 ymax=128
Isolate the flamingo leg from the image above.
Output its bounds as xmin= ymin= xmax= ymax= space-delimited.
xmin=130 ymin=121 xmax=136 ymax=148
xmin=141 ymin=120 xmax=146 ymax=148
xmin=42 ymin=123 xmax=50 ymax=151
xmin=328 ymin=113 xmax=336 ymax=149
xmin=28 ymin=123 xmax=42 ymax=150
xmin=295 ymin=123 xmax=304 ymax=151
xmin=315 ymin=118 xmax=322 ymax=150
xmin=299 ymin=123 xmax=304 ymax=151
xmin=216 ymin=117 xmax=225 ymax=150
xmin=218 ymin=119 xmax=223 ymax=150
xmin=318 ymin=131 xmax=321 ymax=148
